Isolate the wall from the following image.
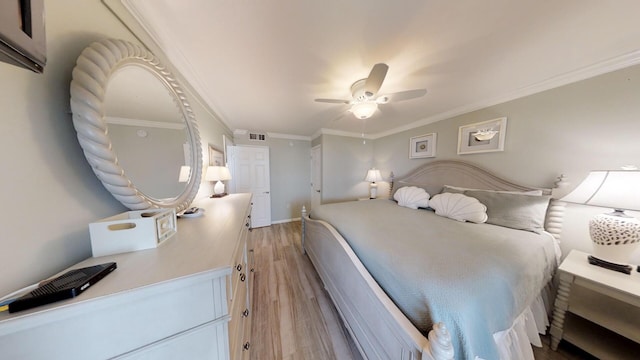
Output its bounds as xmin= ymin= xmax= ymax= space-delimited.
xmin=234 ymin=134 xmax=311 ymax=222
xmin=323 ymin=64 xmax=640 ymax=259
xmin=0 ymin=1 xmax=231 ymax=297
xmin=320 ymin=134 xmax=374 ymax=203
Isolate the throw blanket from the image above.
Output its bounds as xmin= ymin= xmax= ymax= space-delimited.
xmin=311 ymin=199 xmax=557 ymax=360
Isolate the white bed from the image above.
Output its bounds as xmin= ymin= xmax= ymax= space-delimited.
xmin=301 ymin=160 xmax=566 ymax=360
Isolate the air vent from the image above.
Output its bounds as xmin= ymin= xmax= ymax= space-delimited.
xmin=248 ymin=133 xmax=267 ymax=141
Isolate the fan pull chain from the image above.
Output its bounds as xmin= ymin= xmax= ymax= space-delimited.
xmin=362 ymin=120 xmax=366 ymax=144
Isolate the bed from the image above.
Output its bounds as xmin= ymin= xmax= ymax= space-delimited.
xmin=301 ymin=160 xmax=566 ymax=360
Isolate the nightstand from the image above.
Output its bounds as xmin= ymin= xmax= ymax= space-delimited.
xmin=550 ymin=249 xmax=640 ymax=359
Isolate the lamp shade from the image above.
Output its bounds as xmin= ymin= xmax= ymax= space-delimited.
xmin=205 ymin=166 xmax=232 ymax=182
xmin=365 ymin=169 xmax=383 ymax=182
xmin=561 ymin=170 xmax=640 ymax=211
xmin=351 ymin=101 xmax=378 ymax=119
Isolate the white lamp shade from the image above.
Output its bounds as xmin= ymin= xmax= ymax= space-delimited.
xmin=561 ymin=170 xmax=640 ymax=211
xmin=205 ymin=166 xmax=232 ymax=182
xmin=178 ymin=166 xmax=191 ymax=183
xmin=351 ymin=101 xmax=378 ymax=119
xmin=365 ymin=169 xmax=383 ymax=182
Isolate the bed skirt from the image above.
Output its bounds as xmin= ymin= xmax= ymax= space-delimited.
xmin=492 ymin=283 xmax=553 ymax=360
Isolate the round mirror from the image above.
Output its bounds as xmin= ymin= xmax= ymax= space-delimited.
xmin=70 ymin=39 xmax=202 ymax=212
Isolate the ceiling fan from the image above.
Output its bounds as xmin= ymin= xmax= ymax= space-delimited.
xmin=315 ymin=63 xmax=427 ymax=119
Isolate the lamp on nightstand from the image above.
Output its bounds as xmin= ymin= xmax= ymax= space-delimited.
xmin=365 ymin=168 xmax=383 ymax=199
xmin=205 ymin=165 xmax=232 ymax=197
xmin=561 ymin=169 xmax=640 ymax=265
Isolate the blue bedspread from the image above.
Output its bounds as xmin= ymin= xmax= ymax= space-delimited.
xmin=311 ymin=199 xmax=557 ymax=360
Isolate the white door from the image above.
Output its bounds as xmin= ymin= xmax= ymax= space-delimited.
xmin=230 ymin=145 xmax=271 ymax=228
xmin=311 ymin=145 xmax=321 ymax=210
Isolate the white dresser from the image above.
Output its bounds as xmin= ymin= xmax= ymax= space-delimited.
xmin=0 ymin=193 xmax=253 ymax=360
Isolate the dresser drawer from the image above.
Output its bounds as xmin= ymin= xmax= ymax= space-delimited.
xmin=115 ymin=319 xmax=230 ymax=360
xmin=0 ymin=273 xmax=228 ymax=360
xmin=228 ymin=271 xmax=249 ymax=360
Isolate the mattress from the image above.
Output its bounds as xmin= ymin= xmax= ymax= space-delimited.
xmin=311 ymin=199 xmax=557 ymax=360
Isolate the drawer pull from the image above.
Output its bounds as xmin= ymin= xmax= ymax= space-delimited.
xmin=240 ymin=273 xmax=246 ymax=282
xmin=243 ymin=342 xmax=250 ymax=351
xmin=242 ymin=308 xmax=249 ymax=317
xmin=236 ymin=264 xmax=243 ymax=271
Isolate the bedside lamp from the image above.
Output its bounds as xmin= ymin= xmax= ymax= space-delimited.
xmin=205 ymin=165 xmax=232 ymax=198
xmin=561 ymin=170 xmax=640 ymax=265
xmin=365 ymin=168 xmax=383 ymax=199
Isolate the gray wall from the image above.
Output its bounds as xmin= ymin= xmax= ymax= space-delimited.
xmin=323 ymin=64 xmax=640 ymax=260
xmin=234 ymin=135 xmax=311 ymax=222
xmin=320 ymin=135 xmax=374 ymax=203
xmin=0 ymin=1 xmax=231 ymax=296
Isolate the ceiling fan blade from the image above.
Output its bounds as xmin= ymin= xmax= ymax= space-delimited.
xmin=315 ymin=98 xmax=350 ymax=104
xmin=363 ymin=63 xmax=389 ymax=97
xmin=380 ymin=89 xmax=427 ymax=103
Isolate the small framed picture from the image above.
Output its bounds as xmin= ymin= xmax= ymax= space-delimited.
xmin=457 ymin=117 xmax=507 ymax=155
xmin=409 ymin=133 xmax=437 ymax=159
xmin=208 ymin=144 xmax=224 ymax=166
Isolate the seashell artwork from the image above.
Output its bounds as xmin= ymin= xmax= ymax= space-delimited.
xmin=429 ymin=193 xmax=488 ymax=223
xmin=394 ymin=186 xmax=430 ymax=209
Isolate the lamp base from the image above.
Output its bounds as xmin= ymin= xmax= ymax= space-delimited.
xmin=589 ymin=211 xmax=640 ymax=265
xmin=369 ymin=182 xmax=378 ymax=199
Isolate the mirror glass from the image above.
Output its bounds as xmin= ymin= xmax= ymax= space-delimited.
xmin=70 ymin=39 xmax=202 ymax=212
xmin=104 ymin=65 xmax=190 ymax=200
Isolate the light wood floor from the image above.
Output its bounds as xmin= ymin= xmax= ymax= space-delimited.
xmin=249 ymin=222 xmax=594 ymax=360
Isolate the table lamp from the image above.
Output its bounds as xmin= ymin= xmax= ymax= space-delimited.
xmin=205 ymin=165 xmax=232 ymax=197
xmin=365 ymin=168 xmax=383 ymax=199
xmin=561 ymin=170 xmax=640 ymax=265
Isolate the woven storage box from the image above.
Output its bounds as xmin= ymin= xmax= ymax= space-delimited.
xmin=89 ymin=208 xmax=177 ymax=257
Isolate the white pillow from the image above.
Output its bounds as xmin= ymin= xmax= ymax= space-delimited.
xmin=393 ymin=186 xmax=430 ymax=209
xmin=429 ymin=193 xmax=488 ymax=223
xmin=442 ymin=184 xmax=543 ymax=196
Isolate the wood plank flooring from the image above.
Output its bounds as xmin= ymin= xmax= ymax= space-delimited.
xmin=249 ymin=222 xmax=595 ymax=360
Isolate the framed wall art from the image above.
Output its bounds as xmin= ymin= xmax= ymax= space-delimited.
xmin=457 ymin=117 xmax=507 ymax=155
xmin=409 ymin=133 xmax=437 ymax=159
xmin=208 ymin=144 xmax=224 ymax=166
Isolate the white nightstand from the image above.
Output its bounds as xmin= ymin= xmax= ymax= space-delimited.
xmin=550 ymin=250 xmax=640 ymax=359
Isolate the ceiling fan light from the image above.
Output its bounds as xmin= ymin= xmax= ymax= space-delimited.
xmin=351 ymin=101 xmax=378 ymax=119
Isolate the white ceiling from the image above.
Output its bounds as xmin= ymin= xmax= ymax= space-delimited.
xmin=121 ymin=0 xmax=640 ymax=138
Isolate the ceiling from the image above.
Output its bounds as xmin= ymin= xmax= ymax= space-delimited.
xmin=119 ymin=0 xmax=640 ymax=138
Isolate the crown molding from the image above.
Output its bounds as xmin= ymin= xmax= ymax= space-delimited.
xmin=370 ymin=49 xmax=640 ymax=139
xmin=105 ymin=116 xmax=186 ymax=130
xmin=267 ymin=132 xmax=311 ymax=141
xmin=311 ymin=128 xmax=375 ymax=140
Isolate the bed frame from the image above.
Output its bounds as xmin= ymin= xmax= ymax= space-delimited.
xmin=301 ymin=160 xmax=567 ymax=360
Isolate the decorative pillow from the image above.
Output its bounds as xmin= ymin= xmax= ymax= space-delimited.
xmin=464 ymin=190 xmax=551 ymax=233
xmin=393 ymin=186 xmax=430 ymax=209
xmin=442 ymin=185 xmax=543 ymax=196
xmin=429 ymin=193 xmax=488 ymax=223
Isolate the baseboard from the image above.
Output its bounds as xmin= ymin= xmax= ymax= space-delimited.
xmin=271 ymin=217 xmax=301 ymax=225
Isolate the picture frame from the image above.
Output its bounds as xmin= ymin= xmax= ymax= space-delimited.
xmin=457 ymin=117 xmax=507 ymax=155
xmin=409 ymin=133 xmax=437 ymax=159
xmin=208 ymin=144 xmax=224 ymax=166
